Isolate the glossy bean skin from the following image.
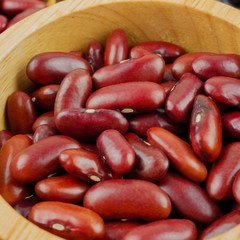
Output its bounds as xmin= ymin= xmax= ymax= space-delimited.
xmin=32 ymin=111 xmax=55 ymax=132
xmin=32 ymin=125 xmax=58 ymax=143
xmin=233 ymin=171 xmax=240 ymax=204
xmin=199 ymin=211 xmax=240 ymax=240
xmin=0 ymin=135 xmax=32 ymax=206
xmin=59 ymin=148 xmax=114 ymax=183
xmin=135 ymin=41 xmax=185 ymax=63
xmin=35 ymin=174 xmax=90 ymax=203
xmin=129 ymin=111 xmax=184 ymax=136
xmin=204 ymin=76 xmax=240 ymax=106
xmin=0 ymin=130 xmax=13 ymax=149
xmin=31 ymin=84 xmax=59 ymax=111
xmin=54 ymin=69 xmax=92 ymax=116
xmin=165 ymin=73 xmax=203 ymax=122
xmin=103 ymin=222 xmax=142 ymax=240
xmin=7 ymin=91 xmax=37 ymax=134
xmin=86 ymin=82 xmax=166 ymax=113
xmin=55 ymin=108 xmax=128 ymax=142
xmin=147 ymin=127 xmax=207 ymax=182
xmin=222 ymin=112 xmax=240 ymax=139
xmin=206 ymin=142 xmax=240 ymax=201
xmin=28 ymin=201 xmax=104 ymax=240
xmin=86 ymin=41 xmax=104 ymax=71
xmin=0 ymin=14 xmax=8 ymax=33
xmin=192 ymin=54 xmax=240 ymax=80
xmin=26 ymin=52 xmax=93 ymax=85
xmin=97 ymin=130 xmax=135 ymax=174
xmin=160 ymin=82 xmax=175 ymax=97
xmin=104 ymin=28 xmax=128 ymax=66
xmin=125 ymin=133 xmax=169 ymax=181
xmin=190 ymin=95 xmax=222 ymax=163
xmin=83 ymin=179 xmax=171 ymax=221
xmin=1 ymin=0 xmax=46 ymax=15
xmin=158 ymin=173 xmax=222 ymax=225
xmin=129 ymin=46 xmax=153 ymax=59
xmin=10 ymin=135 xmax=82 ymax=183
xmin=122 ymin=219 xmax=197 ymax=240
xmin=93 ymin=54 xmax=165 ymax=89
xmin=162 ymin=64 xmax=177 ymax=83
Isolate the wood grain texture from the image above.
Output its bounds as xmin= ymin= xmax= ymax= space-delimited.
xmin=0 ymin=0 xmax=240 ymax=239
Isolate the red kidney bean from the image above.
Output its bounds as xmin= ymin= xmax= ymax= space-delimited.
xmin=92 ymin=54 xmax=165 ymax=89
xmin=54 ymin=69 xmax=92 ymax=116
xmin=28 ymin=201 xmax=104 ymax=240
xmin=83 ymin=179 xmax=171 ymax=221
xmin=1 ymin=0 xmax=46 ymax=15
xmin=190 ymin=95 xmax=222 ymax=163
xmin=55 ymin=108 xmax=128 ymax=142
xmin=129 ymin=111 xmax=184 ymax=136
xmin=158 ymin=172 xmax=222 ymax=225
xmin=86 ymin=82 xmax=165 ymax=113
xmin=147 ymin=127 xmax=207 ymax=182
xmin=204 ymin=76 xmax=240 ymax=106
xmin=30 ymin=84 xmax=59 ymax=111
xmin=32 ymin=111 xmax=55 ymax=132
xmin=199 ymin=211 xmax=240 ymax=240
xmin=125 ymin=133 xmax=169 ymax=181
xmin=59 ymin=148 xmax=114 ymax=183
xmin=233 ymin=171 xmax=240 ymax=204
xmin=0 ymin=130 xmax=13 ymax=149
xmin=35 ymin=174 xmax=90 ymax=203
xmin=122 ymin=219 xmax=197 ymax=240
xmin=26 ymin=52 xmax=93 ymax=85
xmin=162 ymin=64 xmax=177 ymax=83
xmin=103 ymin=221 xmax=142 ymax=240
xmin=104 ymin=28 xmax=128 ymax=66
xmin=222 ymin=112 xmax=240 ymax=139
xmin=134 ymin=41 xmax=185 ymax=63
xmin=192 ymin=54 xmax=240 ymax=80
xmin=129 ymin=46 xmax=153 ymax=59
xmin=86 ymin=41 xmax=104 ymax=71
xmin=10 ymin=135 xmax=82 ymax=183
xmin=206 ymin=142 xmax=240 ymax=201
xmin=160 ymin=82 xmax=175 ymax=97
xmin=172 ymin=52 xmax=213 ymax=79
xmin=0 ymin=135 xmax=32 ymax=206
xmin=81 ymin=143 xmax=99 ymax=154
xmin=97 ymin=130 xmax=135 ymax=174
xmin=69 ymin=50 xmax=85 ymax=58
xmin=0 ymin=14 xmax=8 ymax=33
xmin=165 ymin=73 xmax=203 ymax=122
xmin=32 ymin=125 xmax=58 ymax=143
xmin=7 ymin=91 xmax=37 ymax=134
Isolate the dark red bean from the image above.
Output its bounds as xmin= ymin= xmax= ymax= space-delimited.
xmin=93 ymin=54 xmax=165 ymax=89
xmin=232 ymin=202 xmax=240 ymax=211
xmin=28 ymin=201 xmax=104 ymax=240
xmin=10 ymin=135 xmax=82 ymax=183
xmin=86 ymin=41 xmax=104 ymax=71
xmin=134 ymin=41 xmax=185 ymax=63
xmin=35 ymin=174 xmax=90 ymax=203
xmin=54 ymin=69 xmax=92 ymax=116
xmin=59 ymin=148 xmax=114 ymax=183
xmin=165 ymin=73 xmax=203 ymax=122
xmin=122 ymin=219 xmax=197 ymax=240
xmin=199 ymin=211 xmax=240 ymax=240
xmin=192 ymin=54 xmax=240 ymax=80
xmin=0 ymin=130 xmax=13 ymax=149
xmin=162 ymin=64 xmax=177 ymax=83
xmin=204 ymin=76 xmax=240 ymax=106
xmin=86 ymin=82 xmax=166 ymax=113
xmin=0 ymin=14 xmax=8 ymax=33
xmin=160 ymin=82 xmax=175 ymax=97
xmin=69 ymin=50 xmax=85 ymax=58
xmin=125 ymin=133 xmax=169 ymax=181
xmin=190 ymin=95 xmax=222 ymax=163
xmin=129 ymin=46 xmax=153 ymax=59
xmin=55 ymin=108 xmax=128 ymax=142
xmin=26 ymin=52 xmax=93 ymax=85
xmin=129 ymin=111 xmax=184 ymax=136
xmin=31 ymin=84 xmax=59 ymax=111
xmin=206 ymin=142 xmax=240 ymax=201
xmin=32 ymin=111 xmax=55 ymax=132
xmin=7 ymin=91 xmax=37 ymax=134
xmin=32 ymin=125 xmax=58 ymax=143
xmin=233 ymin=171 xmax=240 ymax=204
xmin=158 ymin=172 xmax=222 ymax=225
xmin=97 ymin=130 xmax=135 ymax=174
xmin=81 ymin=143 xmax=98 ymax=154
xmin=222 ymin=111 xmax=240 ymax=140
xmin=83 ymin=179 xmax=171 ymax=221
xmin=0 ymin=135 xmax=32 ymax=206
xmin=104 ymin=28 xmax=128 ymax=66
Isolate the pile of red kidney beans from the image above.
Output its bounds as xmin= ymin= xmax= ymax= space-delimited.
xmin=1 ymin=28 xmax=240 ymax=240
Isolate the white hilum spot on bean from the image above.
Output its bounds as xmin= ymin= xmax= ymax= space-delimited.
xmin=32 ymin=97 xmax=36 ymax=102
xmin=120 ymin=59 xmax=130 ymax=64
xmin=143 ymin=141 xmax=151 ymax=146
xmin=52 ymin=223 xmax=65 ymax=231
xmin=121 ymin=108 xmax=134 ymax=114
xmin=90 ymin=175 xmax=101 ymax=182
xmin=85 ymin=109 xmax=96 ymax=114
xmin=196 ymin=113 xmax=201 ymax=123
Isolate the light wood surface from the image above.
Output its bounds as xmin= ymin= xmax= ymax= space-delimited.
xmin=0 ymin=0 xmax=240 ymax=239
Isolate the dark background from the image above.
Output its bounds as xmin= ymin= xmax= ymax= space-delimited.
xmin=218 ymin=0 xmax=240 ymax=8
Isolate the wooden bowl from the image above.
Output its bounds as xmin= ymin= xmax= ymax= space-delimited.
xmin=0 ymin=0 xmax=240 ymax=239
